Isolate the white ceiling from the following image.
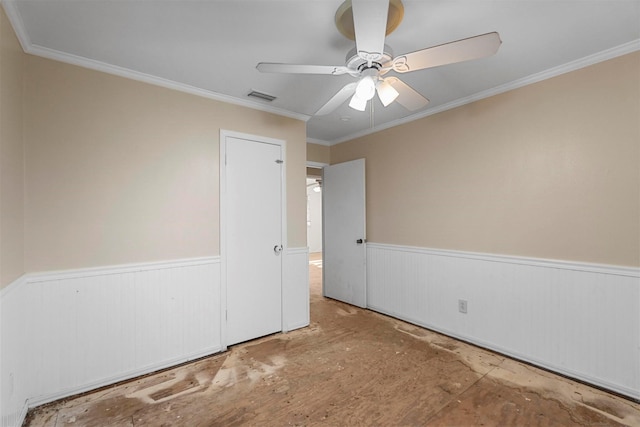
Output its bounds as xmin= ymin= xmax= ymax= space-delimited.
xmin=5 ymin=0 xmax=640 ymax=145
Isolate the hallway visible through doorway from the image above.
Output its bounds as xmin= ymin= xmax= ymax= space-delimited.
xmin=309 ymin=252 xmax=322 ymax=297
xmin=307 ymin=167 xmax=323 ymax=297
xmin=306 ymin=176 xmax=322 ymax=254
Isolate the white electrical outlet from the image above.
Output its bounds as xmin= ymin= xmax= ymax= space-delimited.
xmin=458 ymin=299 xmax=468 ymax=314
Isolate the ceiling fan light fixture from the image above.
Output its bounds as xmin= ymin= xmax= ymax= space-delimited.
xmin=349 ymin=93 xmax=367 ymax=111
xmin=376 ymin=79 xmax=399 ymax=106
xmin=354 ymin=75 xmax=376 ymax=101
xmin=258 ymin=2 xmax=501 ymax=119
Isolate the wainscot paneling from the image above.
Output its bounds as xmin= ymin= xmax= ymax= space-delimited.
xmin=366 ymin=243 xmax=640 ymax=400
xmin=1 ymin=275 xmax=30 ymax=427
xmin=283 ymin=247 xmax=310 ymax=332
xmin=1 ymin=257 xmax=221 ymax=427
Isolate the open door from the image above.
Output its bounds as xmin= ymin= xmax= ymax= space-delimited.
xmin=322 ymin=159 xmax=366 ymax=308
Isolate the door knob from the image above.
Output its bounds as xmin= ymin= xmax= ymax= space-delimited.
xmin=356 ymin=239 xmax=365 ymax=244
xmin=274 ymin=245 xmax=283 ymax=255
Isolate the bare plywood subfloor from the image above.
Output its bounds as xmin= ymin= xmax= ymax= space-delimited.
xmin=26 ymin=253 xmax=640 ymax=426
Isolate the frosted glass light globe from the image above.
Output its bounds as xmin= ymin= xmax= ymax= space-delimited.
xmin=354 ymin=76 xmax=376 ymax=101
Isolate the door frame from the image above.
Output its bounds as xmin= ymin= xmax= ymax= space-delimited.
xmin=307 ymin=161 xmax=328 ymax=169
xmin=306 ymin=160 xmax=328 ymax=263
xmin=219 ymin=129 xmax=287 ymax=350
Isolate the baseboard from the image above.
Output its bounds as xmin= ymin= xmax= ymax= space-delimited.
xmin=366 ymin=243 xmax=640 ymax=400
xmin=27 ymin=345 xmax=223 ymax=408
xmin=370 ymin=303 xmax=640 ymax=400
xmin=284 ymin=320 xmax=311 ymax=332
xmin=11 ymin=402 xmax=28 ymax=427
xmin=0 ymin=400 xmax=29 ymax=427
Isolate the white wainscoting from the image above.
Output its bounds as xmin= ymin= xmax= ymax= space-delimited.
xmin=1 ymin=275 xmax=30 ymax=427
xmin=283 ymin=247 xmax=310 ymax=332
xmin=366 ymin=243 xmax=640 ymax=400
xmin=1 ymin=257 xmax=221 ymax=427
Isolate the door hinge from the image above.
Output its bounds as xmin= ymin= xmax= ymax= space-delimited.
xmin=275 ymin=159 xmax=284 ymax=164
xmin=225 ymin=310 xmax=227 ymax=321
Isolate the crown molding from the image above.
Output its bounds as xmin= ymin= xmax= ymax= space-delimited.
xmin=28 ymin=44 xmax=312 ymax=122
xmin=306 ymin=138 xmax=333 ymax=147
xmin=4 ymin=0 xmax=637 ymax=141
xmin=306 ymin=161 xmax=328 ymax=168
xmin=2 ymin=1 xmax=310 ymax=123
xmin=2 ymin=0 xmax=30 ymax=51
xmin=328 ymin=39 xmax=640 ymax=146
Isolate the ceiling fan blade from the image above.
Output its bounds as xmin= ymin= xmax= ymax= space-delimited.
xmin=352 ymin=0 xmax=389 ymax=62
xmin=385 ymin=77 xmax=429 ymax=111
xmin=315 ymin=82 xmax=357 ymax=115
xmin=257 ymin=63 xmax=351 ymax=76
xmin=392 ymin=32 xmax=502 ymax=73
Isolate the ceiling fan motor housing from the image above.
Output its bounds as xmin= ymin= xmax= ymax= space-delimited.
xmin=346 ymin=45 xmax=394 ymax=73
xmin=256 ymin=0 xmax=500 ymax=116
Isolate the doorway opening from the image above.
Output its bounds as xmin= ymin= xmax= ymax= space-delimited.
xmin=307 ymin=166 xmax=323 ymax=298
xmin=320 ymin=159 xmax=367 ymax=307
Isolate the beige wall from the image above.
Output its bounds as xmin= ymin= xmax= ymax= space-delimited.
xmin=0 ymin=7 xmax=26 ymax=288
xmin=24 ymin=55 xmax=306 ymax=272
xmin=307 ymin=167 xmax=322 ymax=178
xmin=307 ymin=142 xmax=330 ymax=164
xmin=331 ymin=52 xmax=640 ymax=267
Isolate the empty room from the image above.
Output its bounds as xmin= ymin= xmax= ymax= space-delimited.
xmin=1 ymin=0 xmax=639 ymax=426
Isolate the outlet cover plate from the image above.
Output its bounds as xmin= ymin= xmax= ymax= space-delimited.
xmin=458 ymin=299 xmax=468 ymax=314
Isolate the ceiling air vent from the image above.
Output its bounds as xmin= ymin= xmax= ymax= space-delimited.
xmin=247 ymin=90 xmax=276 ymax=102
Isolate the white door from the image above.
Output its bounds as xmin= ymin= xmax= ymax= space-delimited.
xmin=222 ymin=132 xmax=284 ymax=346
xmin=323 ymin=159 xmax=366 ymax=308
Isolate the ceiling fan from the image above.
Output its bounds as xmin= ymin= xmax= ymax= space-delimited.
xmin=256 ymin=0 xmax=501 ymax=115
